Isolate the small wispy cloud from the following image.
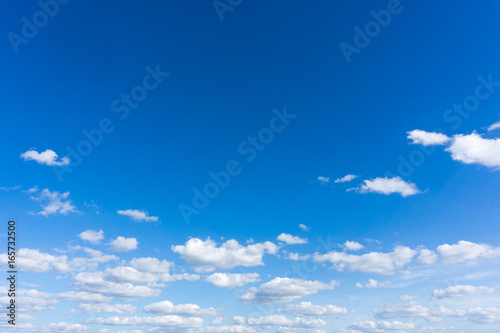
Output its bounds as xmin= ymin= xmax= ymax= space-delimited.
xmin=488 ymin=121 xmax=500 ymax=132
xmin=299 ymin=224 xmax=309 ymax=231
xmin=317 ymin=176 xmax=330 ymax=185
xmin=350 ymin=177 xmax=421 ymax=197
xmin=334 ymin=174 xmax=359 ymax=183
xmin=20 ymin=149 xmax=70 ymax=166
xmin=0 ymin=185 xmax=21 ymax=191
xmin=117 ymin=209 xmax=159 ymax=222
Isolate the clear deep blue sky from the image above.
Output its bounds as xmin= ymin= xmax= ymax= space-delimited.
xmin=1 ymin=1 xmax=500 ymax=332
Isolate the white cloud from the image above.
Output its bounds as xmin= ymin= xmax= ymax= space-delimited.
xmin=277 ymin=233 xmax=308 ymax=245
xmin=407 ymin=130 xmax=451 ymax=146
xmin=144 ymin=300 xmax=217 ymax=316
xmin=86 ymin=315 xmax=203 ymax=329
xmin=233 ymin=316 xmax=247 ymax=325
xmin=78 ymin=230 xmax=104 ymax=244
xmin=78 ymin=303 xmax=137 ymax=314
xmin=433 ymin=285 xmax=493 ymax=298
xmin=204 ymin=325 xmax=256 ymax=333
xmin=335 ymin=174 xmax=359 ymax=183
xmin=4 ymin=247 xmax=117 ymax=273
xmin=372 ymin=301 xmax=431 ymax=319
xmin=172 ymin=238 xmax=279 ymax=272
xmin=286 ymin=252 xmax=311 ymax=261
xmin=72 ymin=271 xmax=161 ymax=298
xmin=40 ymin=322 xmax=91 ymax=332
xmin=343 ymin=241 xmax=364 ymax=251
xmin=109 ymin=237 xmax=138 ymax=252
xmin=314 ymin=246 xmax=417 ymax=274
xmin=299 ymin=224 xmax=309 ymax=231
xmin=279 ymin=302 xmax=348 ymax=316
xmin=317 ymin=177 xmax=330 ymax=184
xmin=117 ymin=209 xmax=159 ymax=222
xmin=352 ymin=177 xmax=421 ymax=197
xmin=20 ymin=149 xmax=70 ymax=166
xmin=437 ymin=240 xmax=500 ymax=263
xmin=446 ymin=133 xmax=500 ymax=168
xmin=206 ymin=273 xmax=260 ymax=288
xmin=356 ymin=279 xmax=391 ymax=289
xmin=488 ymin=121 xmax=500 ymax=132
xmin=55 ymin=291 xmax=112 ymax=303
xmin=247 ymin=315 xmax=326 ymax=328
xmin=416 ymin=249 xmax=439 ymax=264
xmin=129 ymin=257 xmax=173 ymax=274
xmin=30 ymin=188 xmax=79 ymax=217
xmin=239 ymin=278 xmax=338 ymax=304
xmin=211 ymin=317 xmax=225 ymax=325
xmin=349 ymin=320 xmax=415 ymax=332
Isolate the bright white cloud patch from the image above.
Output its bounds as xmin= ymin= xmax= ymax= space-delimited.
xmin=343 ymin=241 xmax=364 ymax=251
xmin=206 ymin=273 xmax=260 ymax=288
xmin=171 ymin=238 xmax=279 ymax=272
xmin=277 ymin=233 xmax=308 ymax=245
xmin=446 ymin=133 xmax=500 ymax=168
xmin=314 ymin=246 xmax=417 ymax=274
xmin=352 ymin=177 xmax=421 ymax=197
xmin=144 ymin=300 xmax=217 ymax=316
xmin=280 ymin=302 xmax=348 ymax=316
xmin=239 ymin=278 xmax=338 ymax=304
xmin=86 ymin=315 xmax=203 ymax=329
xmin=299 ymin=224 xmax=309 ymax=231
xmin=335 ymin=174 xmax=359 ymax=183
xmin=416 ymin=248 xmax=439 ymax=264
xmin=349 ymin=320 xmax=415 ymax=332
xmin=247 ymin=315 xmax=326 ymax=328
xmin=78 ymin=303 xmax=137 ymax=314
xmin=109 ymin=237 xmax=138 ymax=252
xmin=437 ymin=240 xmax=500 ymax=263
xmin=433 ymin=285 xmax=493 ymax=298
xmin=20 ymin=149 xmax=70 ymax=166
xmin=78 ymin=230 xmax=104 ymax=244
xmin=29 ymin=188 xmax=79 ymax=217
xmin=407 ymin=130 xmax=451 ymax=146
xmin=117 ymin=209 xmax=159 ymax=222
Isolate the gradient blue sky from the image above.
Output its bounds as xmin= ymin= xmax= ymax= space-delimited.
xmin=1 ymin=1 xmax=500 ymax=332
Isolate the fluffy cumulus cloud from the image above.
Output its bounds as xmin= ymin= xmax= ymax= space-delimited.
xmin=29 ymin=188 xmax=79 ymax=217
xmin=239 ymin=278 xmax=338 ymax=304
xmin=436 ymin=240 xmax=500 ymax=263
xmin=78 ymin=303 xmax=137 ymax=314
xmin=277 ymin=233 xmax=308 ymax=245
xmin=433 ymin=285 xmax=493 ymax=298
xmin=279 ymin=302 xmax=348 ymax=316
xmin=407 ymin=130 xmax=451 ymax=146
xmin=78 ymin=230 xmax=104 ymax=244
xmin=204 ymin=325 xmax=256 ymax=333
xmin=172 ymin=238 xmax=279 ymax=272
xmin=356 ymin=279 xmax=390 ymax=289
xmin=247 ymin=315 xmax=326 ymax=328
xmin=144 ymin=300 xmax=217 ymax=316
xmin=206 ymin=273 xmax=260 ymax=288
xmin=348 ymin=320 xmax=415 ymax=332
xmin=109 ymin=237 xmax=138 ymax=252
xmin=446 ymin=133 xmax=500 ymax=168
xmin=129 ymin=257 xmax=173 ymax=274
xmin=416 ymin=248 xmax=439 ymax=264
xmin=351 ymin=177 xmax=421 ymax=197
xmin=4 ymin=247 xmax=117 ymax=273
xmin=343 ymin=241 xmax=364 ymax=251
xmin=86 ymin=315 xmax=203 ymax=329
xmin=314 ymin=246 xmax=417 ymax=275
xmin=117 ymin=209 xmax=159 ymax=222
xmin=20 ymin=149 xmax=70 ymax=166
xmin=335 ymin=174 xmax=359 ymax=183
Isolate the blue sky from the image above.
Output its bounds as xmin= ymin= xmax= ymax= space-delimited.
xmin=1 ymin=1 xmax=500 ymax=332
